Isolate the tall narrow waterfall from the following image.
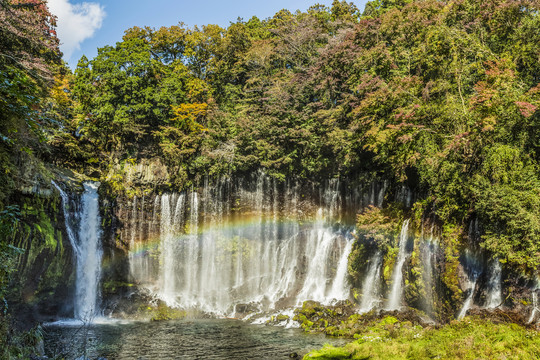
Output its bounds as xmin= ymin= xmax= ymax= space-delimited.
xmin=327 ymin=239 xmax=354 ymax=301
xmin=387 ymin=219 xmax=410 ymax=310
xmin=528 ymin=280 xmax=539 ymax=324
xmin=422 ymin=228 xmax=437 ymax=315
xmin=127 ymin=175 xmax=356 ymax=315
xmin=458 ymin=276 xmax=478 ymax=320
xmin=529 ymin=292 xmax=538 ymax=324
xmin=53 ymin=181 xmax=103 ymax=321
xmin=360 ymin=251 xmax=382 ymax=312
xmin=457 ymin=249 xmax=484 ymax=320
xmin=160 ymin=193 xmax=176 ymax=303
xmin=485 ymin=259 xmax=502 ymax=308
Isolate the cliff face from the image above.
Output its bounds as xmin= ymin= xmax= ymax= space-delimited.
xmin=7 ymin=189 xmax=74 ymax=324
xmin=5 ymin=163 xmax=86 ymax=324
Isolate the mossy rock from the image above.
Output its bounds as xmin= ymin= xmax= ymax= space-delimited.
xmin=300 ymin=300 xmax=323 ymax=316
xmin=276 ymin=314 xmax=290 ymax=322
xmin=135 ymin=301 xmax=187 ymax=321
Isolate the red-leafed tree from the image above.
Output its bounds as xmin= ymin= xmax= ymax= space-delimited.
xmin=0 ymin=0 xmax=60 ymax=82
xmin=0 ymin=0 xmax=62 ymax=143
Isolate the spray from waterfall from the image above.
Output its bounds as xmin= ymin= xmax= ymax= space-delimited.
xmin=52 ymin=181 xmax=103 ymax=321
xmin=387 ymin=219 xmax=410 ymax=310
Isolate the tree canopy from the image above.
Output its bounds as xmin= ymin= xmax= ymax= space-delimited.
xmin=1 ymin=0 xmax=539 ymax=274
xmin=60 ymin=0 xmax=540 ymax=273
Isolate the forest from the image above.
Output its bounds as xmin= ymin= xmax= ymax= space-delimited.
xmin=1 ymin=0 xmax=539 ymax=358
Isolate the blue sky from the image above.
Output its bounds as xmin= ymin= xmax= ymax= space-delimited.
xmin=47 ymin=0 xmax=368 ymax=69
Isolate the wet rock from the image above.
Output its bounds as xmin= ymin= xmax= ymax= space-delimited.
xmin=149 ymin=301 xmax=187 ymax=321
xmin=233 ymin=302 xmax=261 ymax=318
xmin=265 ymin=313 xmax=291 ymax=325
xmin=108 ymin=157 xmax=170 ymax=189
xmin=378 ymin=308 xmax=434 ymax=328
xmin=467 ymin=307 xmax=535 ymax=327
xmin=293 ymin=301 xmax=438 ymax=337
xmin=104 ymin=288 xmax=155 ymax=319
xmin=276 ymin=314 xmax=290 ymax=322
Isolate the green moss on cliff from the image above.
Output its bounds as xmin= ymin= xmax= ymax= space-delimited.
xmin=440 ymin=223 xmax=464 ymax=314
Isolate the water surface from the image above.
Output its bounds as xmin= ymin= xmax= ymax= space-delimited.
xmin=44 ymin=319 xmax=346 ymax=359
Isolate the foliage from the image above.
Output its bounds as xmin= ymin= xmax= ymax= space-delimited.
xmin=0 ymin=0 xmax=62 ymax=148
xmin=0 ymin=2 xmax=66 ymax=353
xmin=0 ymin=322 xmax=45 ymax=359
xmin=0 ymin=205 xmax=23 ymax=311
xmin=46 ymin=0 xmax=540 ymax=274
xmin=439 ymin=223 xmax=464 ymax=313
xmin=349 ymin=205 xmax=403 ymax=287
xmin=0 ymin=0 xmax=66 ymax=203
xmin=0 ymin=0 xmax=59 ymax=80
xmin=356 ymin=205 xmax=403 ymax=248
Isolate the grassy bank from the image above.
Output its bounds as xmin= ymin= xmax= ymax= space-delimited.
xmin=305 ymin=316 xmax=540 ymax=360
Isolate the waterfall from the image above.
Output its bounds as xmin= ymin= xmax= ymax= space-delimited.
xmin=128 ymin=197 xmax=137 ymax=281
xmin=377 ymin=181 xmax=388 ymax=208
xmin=160 ymin=194 xmax=175 ymax=303
xmin=52 ymin=181 xmax=103 ymax=321
xmin=457 ymin=249 xmax=482 ymax=320
xmin=129 ymin=196 xmax=150 ymax=284
xmin=322 ymin=178 xmax=341 ymax=220
xmin=182 ymin=192 xmax=200 ymax=305
xmin=485 ymin=259 xmax=502 ymax=308
xmin=360 ymin=251 xmax=382 ymax=312
xmin=528 ymin=280 xmax=539 ymax=324
xmin=296 ymin=209 xmax=337 ymax=303
xmin=51 ymin=181 xmax=78 ymax=255
xmin=458 ymin=276 xmax=478 ymax=320
xmin=387 ymin=219 xmax=410 ymax=310
xmin=132 ymin=175 xmax=354 ymax=315
xmin=327 ymin=239 xmax=353 ymax=301
xmin=422 ymin=228 xmax=437 ymax=315
xmin=529 ymin=292 xmax=538 ymax=324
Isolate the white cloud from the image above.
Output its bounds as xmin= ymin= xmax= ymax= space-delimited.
xmin=47 ymin=0 xmax=106 ymax=60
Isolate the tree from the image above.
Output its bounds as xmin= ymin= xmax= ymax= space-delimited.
xmin=0 ymin=0 xmax=62 ymax=204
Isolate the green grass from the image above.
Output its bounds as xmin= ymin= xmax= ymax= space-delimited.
xmin=304 ymin=317 xmax=540 ymax=360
